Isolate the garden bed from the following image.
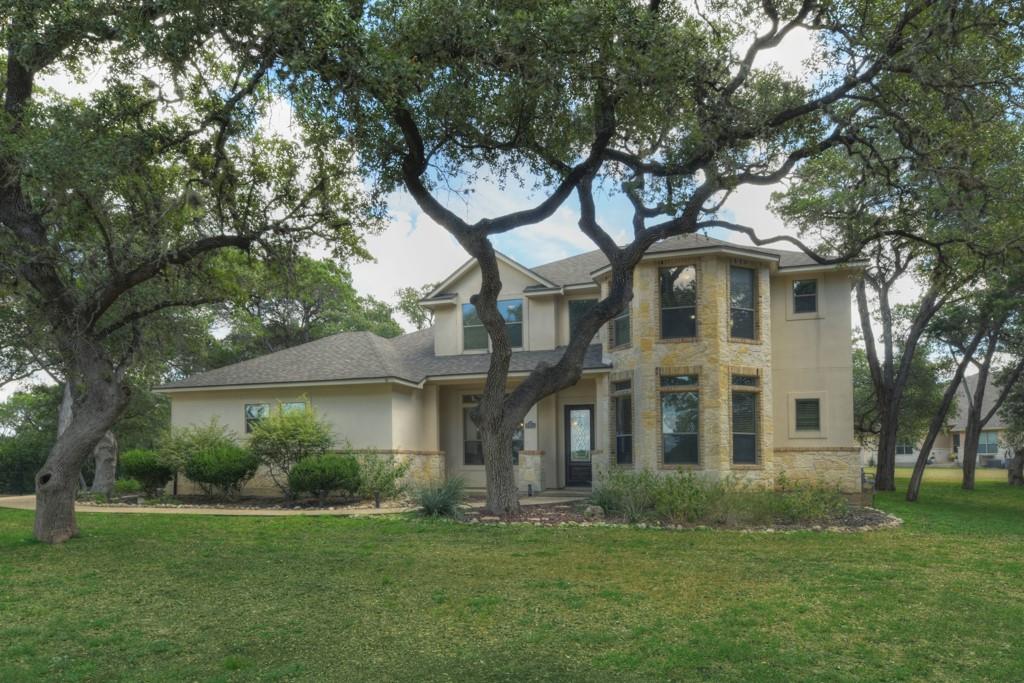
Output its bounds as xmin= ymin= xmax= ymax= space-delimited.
xmin=77 ymin=494 xmax=411 ymax=512
xmin=461 ymin=501 xmax=902 ymax=532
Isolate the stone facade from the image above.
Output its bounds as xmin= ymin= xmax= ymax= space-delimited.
xmin=594 ymin=254 xmax=860 ymax=493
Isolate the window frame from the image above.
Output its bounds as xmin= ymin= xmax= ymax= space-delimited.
xmin=794 ymin=398 xmax=821 ymax=432
xmin=659 ymin=264 xmax=698 ymax=341
xmin=609 ymin=302 xmax=631 ymax=349
xmin=281 ymin=401 xmax=308 ymax=415
xmin=895 ymin=443 xmax=915 ymax=456
xmin=728 ymin=265 xmax=757 ymax=341
xmin=244 ymin=403 xmax=271 ymax=434
xmin=978 ymin=431 xmax=1000 ymax=455
xmin=610 ymin=378 xmax=634 ymax=466
xmin=658 ymin=370 xmax=700 ymax=467
xmin=730 ymin=374 xmax=760 ymax=466
xmin=461 ymin=298 xmax=525 ymax=351
xmin=792 ymin=279 xmax=819 ymax=315
xmin=461 ymin=303 xmax=488 ymax=352
xmin=462 ymin=394 xmax=484 ymax=466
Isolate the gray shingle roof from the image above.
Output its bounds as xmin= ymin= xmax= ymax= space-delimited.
xmin=159 ymin=328 xmax=607 ymax=390
xmin=531 ymin=233 xmax=822 ymax=286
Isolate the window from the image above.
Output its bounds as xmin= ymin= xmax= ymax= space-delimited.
xmin=462 ymin=395 xmax=483 ymax=465
xmin=793 ymin=279 xmax=818 ymax=314
xmin=462 ymin=395 xmax=522 ymax=465
xmin=953 ymin=434 xmax=961 ymax=452
xmin=794 ymin=398 xmax=821 ymax=431
xmin=660 ymin=373 xmax=699 ymax=465
xmin=244 ymin=403 xmax=270 ymax=433
xmin=660 ymin=265 xmax=697 ymax=339
xmin=281 ymin=401 xmax=307 ymax=414
xmin=611 ymin=379 xmax=633 ymax=466
xmin=611 ymin=307 xmax=631 ymax=348
xmin=569 ymin=299 xmax=598 ymax=336
xmin=730 ymin=266 xmax=756 ymax=339
xmin=731 ymin=375 xmax=758 ymax=465
xmin=462 ymin=304 xmax=487 ymax=350
xmin=978 ymin=431 xmax=1000 ymax=455
xmin=895 ymin=443 xmax=914 ymax=456
xmin=498 ymin=299 xmax=524 ymax=348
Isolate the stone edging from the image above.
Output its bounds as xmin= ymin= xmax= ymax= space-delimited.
xmin=460 ymin=507 xmax=903 ymax=533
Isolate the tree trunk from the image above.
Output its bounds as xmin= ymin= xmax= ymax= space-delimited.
xmin=1008 ymin=450 xmax=1023 ymax=486
xmin=874 ymin=403 xmax=899 ymax=491
xmin=961 ymin=419 xmax=981 ymax=490
xmin=89 ymin=431 xmax=118 ymax=497
xmin=481 ymin=421 xmax=519 ymax=516
xmin=35 ymin=377 xmax=127 ymax=543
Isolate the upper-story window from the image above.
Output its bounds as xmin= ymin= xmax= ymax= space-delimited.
xmin=569 ymin=299 xmax=598 ymax=337
xmin=660 ymin=265 xmax=697 ymax=339
xmin=462 ymin=299 xmax=524 ymax=350
xmin=462 ymin=303 xmax=487 ymax=350
xmin=793 ymin=279 xmax=818 ymax=314
xmin=498 ymin=299 xmax=523 ymax=347
xmin=729 ymin=266 xmax=756 ymax=339
xmin=611 ymin=307 xmax=630 ymax=348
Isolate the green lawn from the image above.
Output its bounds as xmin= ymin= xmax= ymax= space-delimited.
xmin=1 ymin=475 xmax=1022 ymax=682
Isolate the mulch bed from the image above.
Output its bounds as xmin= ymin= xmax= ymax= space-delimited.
xmin=462 ymin=502 xmax=902 ymax=533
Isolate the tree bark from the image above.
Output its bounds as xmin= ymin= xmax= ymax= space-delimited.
xmin=89 ymin=431 xmax=118 ymax=497
xmin=480 ymin=421 xmax=519 ymax=516
xmin=34 ymin=370 xmax=127 ymax=543
xmin=961 ymin=419 xmax=981 ymax=490
xmin=1008 ymin=450 xmax=1024 ymax=486
xmin=907 ymin=330 xmax=983 ymax=501
xmin=874 ymin=401 xmax=899 ymax=491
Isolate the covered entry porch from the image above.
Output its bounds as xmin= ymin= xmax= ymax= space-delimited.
xmin=436 ymin=375 xmax=606 ymax=492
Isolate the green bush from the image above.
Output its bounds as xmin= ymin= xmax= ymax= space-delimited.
xmin=248 ymin=408 xmax=334 ymax=496
xmin=354 ymin=452 xmax=411 ymax=502
xmin=158 ymin=419 xmax=238 ymax=471
xmin=183 ymin=444 xmax=260 ymax=499
xmin=414 ymin=478 xmax=466 ymax=518
xmin=591 ymin=469 xmax=660 ymax=523
xmin=114 ymin=478 xmax=142 ymax=495
xmin=288 ymin=454 xmax=361 ymax=505
xmin=0 ymin=437 xmax=49 ymax=494
xmin=119 ymin=449 xmax=177 ymax=497
xmin=591 ymin=470 xmax=847 ymax=527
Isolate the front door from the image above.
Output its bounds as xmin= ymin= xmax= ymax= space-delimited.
xmin=564 ymin=405 xmax=594 ymax=486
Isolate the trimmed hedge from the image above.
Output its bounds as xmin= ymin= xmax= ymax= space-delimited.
xmin=119 ymin=449 xmax=177 ymax=497
xmin=288 ymin=454 xmax=361 ymax=505
xmin=183 ymin=444 xmax=260 ymax=499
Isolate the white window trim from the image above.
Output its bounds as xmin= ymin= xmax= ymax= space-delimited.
xmin=459 ymin=296 xmax=527 ymax=354
xmin=785 ymin=275 xmax=825 ymax=321
xmin=788 ymin=391 xmax=828 ymax=439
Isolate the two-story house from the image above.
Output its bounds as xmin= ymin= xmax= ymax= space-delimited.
xmin=157 ymin=234 xmax=864 ymax=494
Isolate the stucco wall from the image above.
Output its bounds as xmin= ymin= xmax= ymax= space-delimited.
xmin=168 ymin=383 xmax=443 ymax=497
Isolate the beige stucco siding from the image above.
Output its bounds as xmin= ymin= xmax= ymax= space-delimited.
xmin=169 ymin=383 xmax=442 ymax=454
xmin=769 ymin=271 xmax=856 ymax=450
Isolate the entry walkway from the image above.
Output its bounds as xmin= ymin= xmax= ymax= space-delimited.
xmin=0 ymin=492 xmax=587 ymax=518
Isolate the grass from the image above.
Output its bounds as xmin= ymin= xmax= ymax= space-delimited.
xmin=0 ymin=472 xmax=1022 ymax=682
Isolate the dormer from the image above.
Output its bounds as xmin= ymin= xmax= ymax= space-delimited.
xmin=420 ymin=252 xmax=564 ymax=356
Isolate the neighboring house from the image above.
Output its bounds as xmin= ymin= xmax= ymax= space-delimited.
xmin=156 ymin=234 xmax=865 ymax=494
xmin=861 ymin=373 xmax=1013 ymax=467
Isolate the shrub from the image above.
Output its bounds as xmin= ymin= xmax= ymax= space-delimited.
xmin=591 ymin=469 xmax=659 ymax=523
xmin=158 ymin=419 xmax=238 ymax=471
xmin=288 ymin=454 xmax=361 ymax=505
xmin=591 ymin=470 xmax=847 ymax=527
xmin=354 ymin=452 xmax=411 ymax=503
xmin=248 ymin=408 xmax=334 ymax=496
xmin=183 ymin=444 xmax=260 ymax=499
xmin=414 ymin=478 xmax=466 ymax=518
xmin=119 ymin=449 xmax=177 ymax=497
xmin=114 ymin=478 xmax=142 ymax=495
xmin=0 ymin=434 xmax=50 ymax=494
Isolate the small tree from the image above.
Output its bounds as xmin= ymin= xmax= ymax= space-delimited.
xmin=248 ymin=407 xmax=334 ymax=497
